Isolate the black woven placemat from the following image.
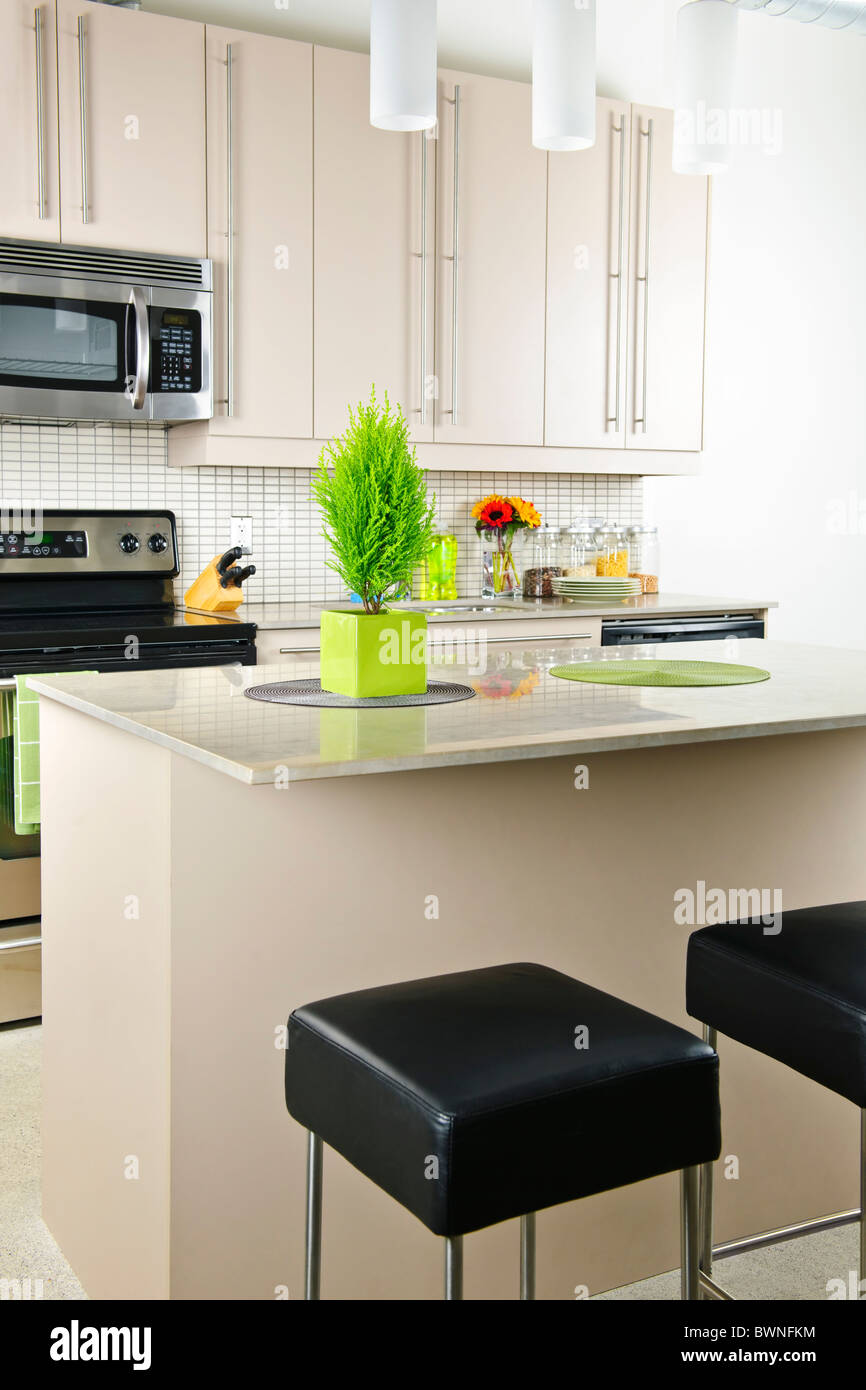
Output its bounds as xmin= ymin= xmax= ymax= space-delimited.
xmin=244 ymin=678 xmax=476 ymax=709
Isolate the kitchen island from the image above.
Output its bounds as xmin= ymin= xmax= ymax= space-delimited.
xmin=32 ymin=638 xmax=866 ymax=1300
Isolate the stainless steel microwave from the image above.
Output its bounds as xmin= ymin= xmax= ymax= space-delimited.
xmin=0 ymin=239 xmax=212 ymax=423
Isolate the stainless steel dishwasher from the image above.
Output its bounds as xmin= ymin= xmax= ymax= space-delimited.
xmin=601 ymin=614 xmax=765 ymax=646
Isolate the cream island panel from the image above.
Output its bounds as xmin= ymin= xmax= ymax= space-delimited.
xmin=33 ymin=638 xmax=866 ymax=1300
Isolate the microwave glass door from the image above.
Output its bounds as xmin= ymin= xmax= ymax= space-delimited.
xmin=0 ymin=294 xmax=127 ymax=393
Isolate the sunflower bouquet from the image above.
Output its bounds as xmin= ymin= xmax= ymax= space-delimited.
xmin=471 ymin=494 xmax=541 ymax=598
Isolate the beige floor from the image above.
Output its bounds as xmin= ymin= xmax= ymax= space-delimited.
xmin=0 ymin=1020 xmax=859 ymax=1302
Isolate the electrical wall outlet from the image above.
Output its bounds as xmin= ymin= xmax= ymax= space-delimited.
xmin=230 ymin=516 xmax=253 ymax=556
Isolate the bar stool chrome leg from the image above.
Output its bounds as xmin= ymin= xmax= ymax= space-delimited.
xmin=680 ymin=1166 xmax=700 ymax=1300
xmin=520 ymin=1213 xmax=536 ymax=1300
xmin=699 ymin=1025 xmax=718 ymax=1296
xmin=304 ymin=1130 xmax=323 ymax=1301
xmin=444 ymin=1235 xmax=463 ymax=1300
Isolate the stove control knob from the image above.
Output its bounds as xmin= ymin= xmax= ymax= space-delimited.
xmin=119 ymin=533 xmax=140 ymax=554
xmin=147 ymin=533 xmax=168 ymax=555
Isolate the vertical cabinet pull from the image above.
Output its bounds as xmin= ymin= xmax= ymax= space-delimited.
xmin=419 ymin=130 xmax=428 ymax=426
xmin=77 ymin=15 xmax=89 ymax=223
xmin=225 ymin=43 xmax=236 ymax=418
xmin=449 ymin=84 xmax=461 ymax=425
xmin=34 ymin=7 xmax=47 ymax=219
xmin=606 ymin=111 xmax=626 ymax=433
xmin=634 ymin=117 xmax=654 ymax=434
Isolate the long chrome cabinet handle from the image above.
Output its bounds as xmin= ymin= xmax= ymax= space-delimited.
xmin=634 ymin=117 xmax=654 ymax=434
xmin=606 ymin=111 xmax=626 ymax=432
xmin=278 ymin=646 xmax=322 ymax=654
xmin=34 ymin=7 xmax=47 ymax=219
xmin=450 ymin=85 xmax=461 ymax=425
xmin=128 ymin=286 xmax=150 ymax=410
xmin=419 ymin=129 xmax=428 ymax=426
xmin=225 ymin=43 xmax=235 ymax=417
xmin=77 ymin=15 xmax=89 ymax=223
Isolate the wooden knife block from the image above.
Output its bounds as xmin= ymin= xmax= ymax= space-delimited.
xmin=184 ymin=556 xmax=246 ymax=613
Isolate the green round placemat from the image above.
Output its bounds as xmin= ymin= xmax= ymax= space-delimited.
xmin=549 ymin=660 xmax=771 ymax=688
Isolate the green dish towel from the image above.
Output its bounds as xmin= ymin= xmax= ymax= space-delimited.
xmin=11 ymin=673 xmax=95 ymax=832
xmin=13 ymin=676 xmax=44 ymax=833
xmin=549 ymin=660 xmax=771 ymax=688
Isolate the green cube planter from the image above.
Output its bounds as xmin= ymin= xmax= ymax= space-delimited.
xmin=319 ymin=609 xmax=428 ymax=699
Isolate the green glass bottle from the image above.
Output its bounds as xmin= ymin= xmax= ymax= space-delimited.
xmin=419 ymin=534 xmax=458 ymax=601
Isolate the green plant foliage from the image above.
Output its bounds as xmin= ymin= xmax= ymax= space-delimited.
xmin=313 ymin=388 xmax=436 ymax=615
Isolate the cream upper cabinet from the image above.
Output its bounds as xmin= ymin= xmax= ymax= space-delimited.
xmin=545 ymin=98 xmax=631 ymax=449
xmin=434 ymin=69 xmax=548 ymax=446
xmin=626 ymin=104 xmax=708 ymax=452
xmin=314 ymin=46 xmax=434 ymax=443
xmin=206 ymin=28 xmax=312 ymax=439
xmin=0 ymin=3 xmax=61 ymax=242
xmin=56 ymin=0 xmax=206 ymax=256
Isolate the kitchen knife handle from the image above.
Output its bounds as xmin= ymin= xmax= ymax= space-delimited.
xmin=216 ymin=546 xmax=243 ymax=575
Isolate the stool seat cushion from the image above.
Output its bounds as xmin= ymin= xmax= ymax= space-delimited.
xmin=285 ymin=962 xmax=719 ymax=1237
xmin=687 ymin=902 xmax=866 ymax=1106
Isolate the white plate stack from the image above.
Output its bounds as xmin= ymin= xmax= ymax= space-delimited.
xmin=553 ymin=575 xmax=643 ymax=600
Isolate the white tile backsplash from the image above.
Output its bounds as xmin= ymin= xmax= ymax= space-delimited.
xmin=0 ymin=422 xmax=643 ymax=602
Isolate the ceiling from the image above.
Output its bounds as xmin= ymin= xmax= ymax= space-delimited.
xmin=141 ymin=0 xmax=680 ymax=101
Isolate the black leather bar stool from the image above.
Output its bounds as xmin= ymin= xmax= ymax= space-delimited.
xmin=687 ymin=901 xmax=866 ymax=1300
xmin=285 ymin=962 xmax=720 ymax=1300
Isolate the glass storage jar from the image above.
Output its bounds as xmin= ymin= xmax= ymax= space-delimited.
xmin=595 ymin=523 xmax=630 ymax=578
xmin=562 ymin=518 xmax=602 ymax=578
xmin=627 ymin=525 xmax=660 ymax=594
xmin=523 ymin=525 xmax=564 ymax=598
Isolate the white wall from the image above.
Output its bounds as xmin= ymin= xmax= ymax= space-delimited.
xmin=146 ymin=0 xmax=866 ymax=645
xmin=621 ymin=4 xmax=866 ymax=649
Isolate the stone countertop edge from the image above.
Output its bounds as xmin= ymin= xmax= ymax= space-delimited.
xmin=28 ymin=638 xmax=866 ymax=789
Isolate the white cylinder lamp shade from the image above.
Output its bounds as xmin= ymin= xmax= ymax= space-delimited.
xmin=673 ymin=0 xmax=739 ymax=175
xmin=532 ymin=0 xmax=596 ymax=152
xmin=370 ymin=0 xmax=438 ymax=132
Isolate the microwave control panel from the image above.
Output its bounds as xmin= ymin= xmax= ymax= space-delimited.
xmin=153 ymin=309 xmax=201 ymax=395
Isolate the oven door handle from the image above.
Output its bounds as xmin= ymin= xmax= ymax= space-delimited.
xmin=126 ymin=286 xmax=150 ymax=411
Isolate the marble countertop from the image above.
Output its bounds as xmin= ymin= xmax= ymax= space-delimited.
xmin=197 ymin=592 xmax=778 ymax=630
xmin=30 ymin=638 xmax=866 ymax=786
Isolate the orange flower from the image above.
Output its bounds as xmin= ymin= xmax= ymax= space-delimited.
xmin=473 ymin=495 xmax=514 ymax=529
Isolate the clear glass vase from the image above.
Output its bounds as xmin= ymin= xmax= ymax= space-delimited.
xmin=478 ymin=526 xmax=523 ymax=599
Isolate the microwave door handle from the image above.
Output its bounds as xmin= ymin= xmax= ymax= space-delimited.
xmin=127 ymin=286 xmax=150 ymax=410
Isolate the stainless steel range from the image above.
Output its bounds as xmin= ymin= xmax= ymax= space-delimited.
xmin=0 ymin=509 xmax=256 ymax=1022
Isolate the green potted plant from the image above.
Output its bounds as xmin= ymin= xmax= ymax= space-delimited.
xmin=313 ymin=389 xmax=436 ymax=698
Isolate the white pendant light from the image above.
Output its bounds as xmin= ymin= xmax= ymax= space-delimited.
xmin=532 ymin=0 xmax=596 ymax=152
xmin=673 ymin=0 xmax=739 ymax=174
xmin=370 ymin=0 xmax=438 ymax=132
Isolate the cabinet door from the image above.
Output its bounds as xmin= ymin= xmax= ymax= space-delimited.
xmin=0 ymin=2 xmax=61 ymax=241
xmin=206 ymin=28 xmax=312 ymax=439
xmin=545 ymin=98 xmax=630 ymax=448
xmin=626 ymin=104 xmax=708 ymax=452
xmin=314 ymin=46 xmax=434 ymax=443
xmin=56 ymin=0 xmax=206 ymax=255
xmin=435 ymin=69 xmax=547 ymax=446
